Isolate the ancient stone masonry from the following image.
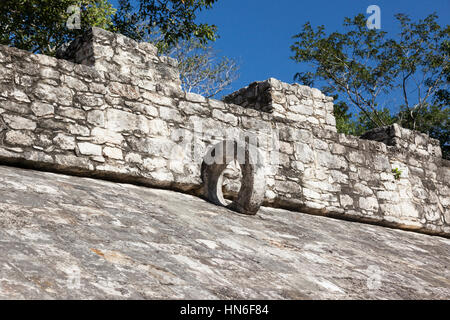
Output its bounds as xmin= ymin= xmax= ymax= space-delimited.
xmin=223 ymin=78 xmax=337 ymax=132
xmin=0 ymin=27 xmax=449 ymax=236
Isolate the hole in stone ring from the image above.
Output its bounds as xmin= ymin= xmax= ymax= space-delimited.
xmin=221 ymin=160 xmax=243 ymax=205
xmin=201 ymin=140 xmax=266 ymax=215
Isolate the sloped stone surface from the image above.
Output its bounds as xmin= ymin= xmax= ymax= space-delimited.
xmin=0 ymin=165 xmax=449 ymax=299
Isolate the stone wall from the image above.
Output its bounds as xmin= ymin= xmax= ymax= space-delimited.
xmin=224 ymin=78 xmax=337 ymax=132
xmin=55 ymin=27 xmax=181 ymax=96
xmin=0 ymin=27 xmax=449 ymax=236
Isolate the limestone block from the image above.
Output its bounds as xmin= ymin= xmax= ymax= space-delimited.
xmin=313 ymin=139 xmax=328 ymax=150
xmin=359 ymin=197 xmax=379 ymax=212
xmin=303 ymin=180 xmax=340 ymax=193
xmin=340 ymin=194 xmax=354 ymax=208
xmin=68 ymin=124 xmax=90 ymax=136
xmin=1 ymin=101 xmax=29 ymax=114
xmin=306 ymin=117 xmax=319 ymax=125
xmin=179 ymin=100 xmax=210 ymax=115
xmin=331 ymin=143 xmax=346 ymax=154
xmin=58 ymin=106 xmax=85 ymax=120
xmin=354 ymin=183 xmax=374 ymax=196
xmin=74 ymin=94 xmax=104 ymax=107
xmin=286 ymin=112 xmax=306 ymax=122
xmin=208 ymin=99 xmax=226 ymax=110
xmin=125 ymin=153 xmax=143 ymax=164
xmin=134 ymin=137 xmax=176 ymax=156
xmin=77 ymin=142 xmax=102 ymax=156
xmin=89 ymin=82 xmax=107 ymax=94
xmin=148 ymin=118 xmax=169 ymax=136
xmin=376 ymin=191 xmax=400 ymax=202
xmin=53 ymin=134 xmax=76 ymax=150
xmin=280 ymin=142 xmax=294 ymax=154
xmin=168 ymin=159 xmax=185 ymax=174
xmin=149 ymin=169 xmax=174 ymax=186
xmin=348 ymin=151 xmax=365 ymax=164
xmin=294 ymin=143 xmax=314 ymax=163
xmin=325 ymin=114 xmax=336 ymax=126
xmin=212 ymin=109 xmax=238 ymax=126
xmin=316 ymin=150 xmax=347 ymax=170
xmin=62 ymin=75 xmax=88 ymax=91
xmin=54 ymin=154 xmax=92 ymax=170
xmin=2 ymin=114 xmax=36 ymax=130
xmin=9 ymin=89 xmax=31 ymax=103
xmin=109 ymin=82 xmax=140 ymax=100
xmin=289 ymin=104 xmax=313 ymax=115
xmin=142 ymin=91 xmax=175 ymax=107
xmin=103 ymin=146 xmax=123 ymax=160
xmin=31 ymin=102 xmax=54 ymax=117
xmin=106 ymin=108 xmax=149 ymax=133
xmin=40 ymin=67 xmax=60 ymax=80
xmin=330 ymin=170 xmax=348 ymax=184
xmin=5 ymin=130 xmax=34 ymax=146
xmin=91 ymin=127 xmax=124 ymax=145
xmin=303 ymin=188 xmax=321 ymax=200
xmin=160 ymin=107 xmax=183 ymax=122
xmin=33 ymin=83 xmax=73 ymax=106
xmin=186 ymin=92 xmax=207 ymax=103
xmin=87 ymin=110 xmax=105 ymax=127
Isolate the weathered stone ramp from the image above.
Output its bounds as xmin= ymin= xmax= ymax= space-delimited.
xmin=0 ymin=165 xmax=449 ymax=299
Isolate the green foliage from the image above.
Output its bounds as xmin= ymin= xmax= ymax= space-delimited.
xmin=291 ymin=14 xmax=399 ymax=127
xmin=0 ymin=0 xmax=218 ymax=55
xmin=334 ymin=104 xmax=396 ymax=136
xmin=333 ymin=91 xmax=449 ymax=159
xmin=397 ymin=103 xmax=449 ymax=160
xmin=292 ymin=13 xmax=449 ymax=159
xmin=332 ymin=93 xmax=396 ymax=136
xmin=333 ymin=101 xmax=356 ymax=135
xmin=0 ymin=0 xmax=116 ymax=55
xmin=354 ymin=108 xmax=397 ymax=136
xmin=392 ymin=168 xmax=402 ymax=180
xmin=112 ymin=0 xmax=218 ymax=49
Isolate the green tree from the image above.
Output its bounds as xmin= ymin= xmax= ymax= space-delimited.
xmin=398 ymin=91 xmax=449 ymax=159
xmin=333 ymin=101 xmax=396 ymax=136
xmin=333 ymin=102 xmax=354 ymax=135
xmin=0 ymin=0 xmax=219 ymax=55
xmin=0 ymin=0 xmax=116 ymax=55
xmin=335 ymin=97 xmax=449 ymax=158
xmin=112 ymin=0 xmax=218 ymax=48
xmin=291 ymin=13 xmax=449 ymax=158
